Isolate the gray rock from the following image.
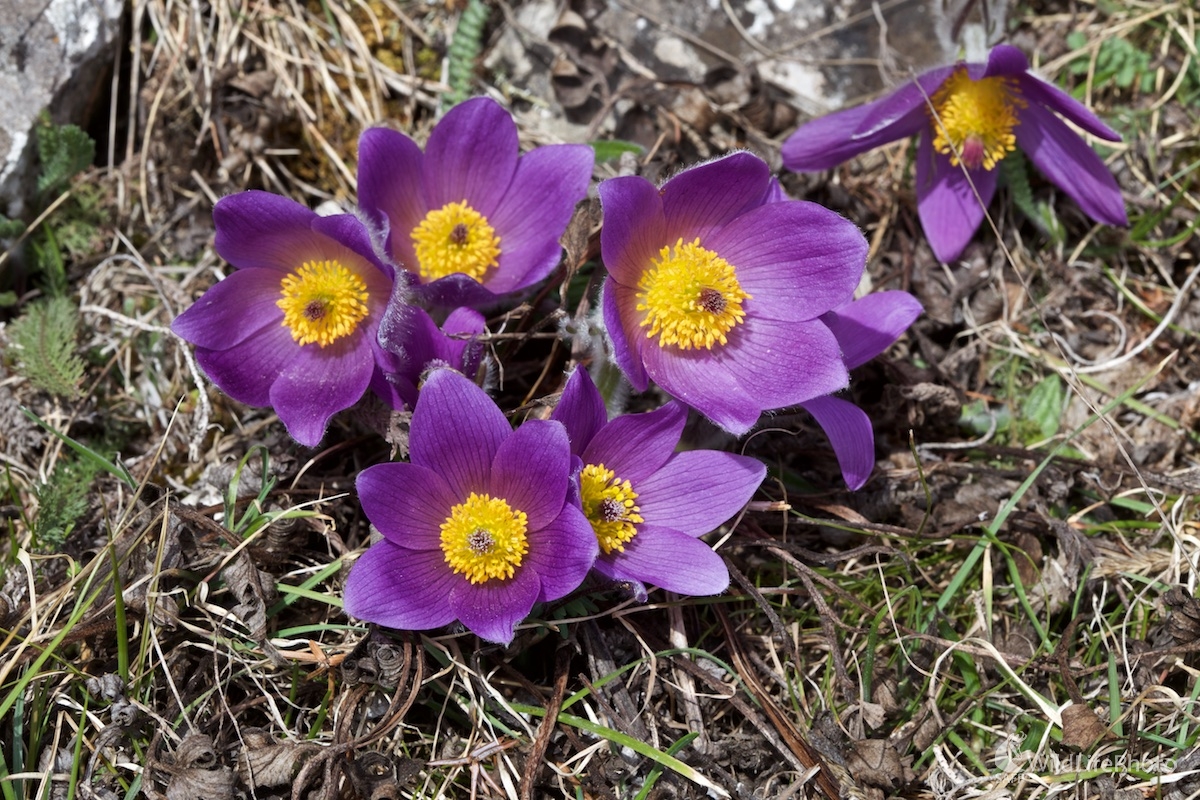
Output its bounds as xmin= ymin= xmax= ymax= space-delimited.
xmin=0 ymin=0 xmax=125 ymax=219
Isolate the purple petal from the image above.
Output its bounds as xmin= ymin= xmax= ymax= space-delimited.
xmin=822 ymin=291 xmax=923 ymax=370
xmin=853 ymin=67 xmax=957 ymax=139
xmin=1015 ymin=74 xmax=1122 ymax=142
xmin=310 ymin=214 xmax=395 ymax=284
xmin=915 ymin=133 xmax=998 ymax=262
xmin=193 ymin=323 xmax=297 ymax=407
xmin=636 ymin=451 xmax=764 ymax=535
xmin=212 ymin=191 xmax=327 ymax=272
xmin=485 ymin=144 xmax=594 ymax=293
xmin=411 ymin=273 xmax=504 ymax=308
xmin=357 ymin=462 xmax=459 ymax=551
xmin=377 ymin=274 xmax=425 ymax=360
xmin=709 ymin=200 xmax=865 ymax=322
xmin=356 ymin=126 xmax=428 ymax=265
xmin=423 ymin=97 xmax=519 ymax=216
xmin=270 ymin=333 xmax=375 ymax=446
xmin=524 ymin=503 xmax=598 ymax=602
xmin=782 ymin=74 xmax=941 ymax=172
xmin=409 ymin=369 xmax=511 ymax=495
xmin=712 ymin=317 xmax=850 ymax=412
xmin=982 ymin=44 xmax=1030 ymax=78
xmin=1016 ymin=104 xmax=1128 ymax=227
xmin=550 ymin=368 xmax=608 ymax=457
xmin=598 ymin=175 xmax=667 ymax=288
xmin=344 ymin=543 xmax=459 ymax=630
xmin=172 ymin=268 xmax=282 ymax=350
xmin=660 ymin=153 xmax=771 ymax=242
xmin=601 ymin=279 xmax=649 ymax=391
xmin=489 ymin=419 xmax=570 ymax=531
xmin=593 ymin=526 xmax=729 ymax=595
xmin=581 ymin=402 xmax=687 ymax=484
xmin=801 ymin=395 xmax=876 ymax=490
xmin=449 ymin=565 xmax=540 ymax=645
xmin=640 ymin=346 xmax=753 ymax=434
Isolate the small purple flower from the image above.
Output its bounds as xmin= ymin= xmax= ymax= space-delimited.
xmin=343 ymin=369 xmax=597 ymax=645
xmin=782 ymin=44 xmax=1127 ymax=263
xmin=804 ymin=292 xmax=923 ymax=490
xmin=551 ymin=369 xmax=765 ymax=597
xmin=357 ymin=97 xmax=594 ymax=307
xmin=172 ymin=191 xmax=394 ymax=447
xmin=371 ymin=305 xmax=487 ymax=411
xmin=599 ymin=151 xmax=866 ymax=435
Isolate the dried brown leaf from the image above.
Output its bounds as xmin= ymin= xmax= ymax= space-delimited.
xmin=1060 ymin=703 xmax=1108 ymax=751
xmin=164 ymin=734 xmax=235 ymax=800
xmin=236 ymin=728 xmax=319 ymax=789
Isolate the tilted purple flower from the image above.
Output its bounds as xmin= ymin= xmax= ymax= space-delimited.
xmin=357 ymin=97 xmax=594 ymax=307
xmin=371 ymin=305 xmax=486 ymax=411
xmin=599 ymin=151 xmax=866 ymax=435
xmin=344 ymin=369 xmax=598 ymax=645
xmin=551 ymin=369 xmax=765 ymax=598
xmin=782 ymin=44 xmax=1127 ymax=263
xmin=172 ymin=191 xmax=394 ymax=447
xmin=802 ymin=291 xmax=923 ymax=490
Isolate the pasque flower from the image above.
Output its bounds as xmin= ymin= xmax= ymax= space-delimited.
xmin=344 ymin=369 xmax=598 ymax=645
xmin=172 ymin=191 xmax=394 ymax=446
xmin=357 ymin=97 xmax=594 ymax=307
xmin=803 ymin=292 xmax=923 ymax=490
xmin=551 ymin=369 xmax=765 ymax=598
xmin=371 ymin=304 xmax=487 ymax=411
xmin=782 ymin=44 xmax=1127 ymax=263
xmin=599 ymin=151 xmax=866 ymax=435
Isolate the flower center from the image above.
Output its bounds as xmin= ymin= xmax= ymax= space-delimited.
xmin=276 ymin=260 xmax=370 ymax=347
xmin=411 ymin=200 xmax=502 ymax=283
xmin=636 ymin=238 xmax=751 ymax=350
xmin=440 ymin=492 xmax=528 ymax=584
xmin=929 ymin=67 xmax=1025 ymax=171
xmin=580 ymin=464 xmax=644 ymax=554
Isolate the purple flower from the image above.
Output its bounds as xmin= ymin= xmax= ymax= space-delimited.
xmin=343 ymin=369 xmax=597 ymax=645
xmin=357 ymin=97 xmax=594 ymax=307
xmin=782 ymin=44 xmax=1127 ymax=263
xmin=599 ymin=151 xmax=866 ymax=435
xmin=172 ymin=191 xmax=394 ymax=447
xmin=803 ymin=292 xmax=923 ymax=490
xmin=371 ymin=305 xmax=487 ymax=410
xmin=551 ymin=369 xmax=765 ymax=598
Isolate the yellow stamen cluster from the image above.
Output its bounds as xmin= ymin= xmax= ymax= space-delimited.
xmin=929 ymin=67 xmax=1026 ymax=171
xmin=411 ymin=200 xmax=502 ymax=282
xmin=636 ymin=238 xmax=750 ymax=350
xmin=276 ymin=260 xmax=370 ymax=347
xmin=439 ymin=492 xmax=528 ymax=584
xmin=580 ymin=464 xmax=644 ymax=554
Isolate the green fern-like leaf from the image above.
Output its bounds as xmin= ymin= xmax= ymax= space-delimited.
xmin=8 ymin=296 xmax=85 ymax=398
xmin=33 ymin=454 xmax=97 ymax=551
xmin=36 ymin=115 xmax=95 ymax=197
xmin=0 ymin=213 xmax=26 ymax=238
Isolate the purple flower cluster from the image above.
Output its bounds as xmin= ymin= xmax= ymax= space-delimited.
xmin=173 ymin=97 xmax=592 ymax=445
xmin=167 ymin=69 xmax=1127 ymax=639
xmin=345 ymin=367 xmax=765 ymax=644
xmin=783 ymin=44 xmax=1127 ymax=262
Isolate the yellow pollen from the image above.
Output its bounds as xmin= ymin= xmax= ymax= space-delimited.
xmin=411 ymin=200 xmax=502 ymax=283
xmin=929 ymin=67 xmax=1025 ymax=171
xmin=636 ymin=238 xmax=751 ymax=350
xmin=580 ymin=464 xmax=644 ymax=555
xmin=276 ymin=260 xmax=370 ymax=347
xmin=440 ymin=492 xmax=528 ymax=584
